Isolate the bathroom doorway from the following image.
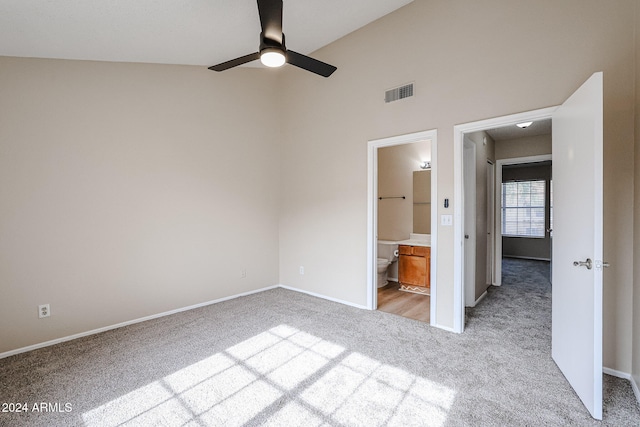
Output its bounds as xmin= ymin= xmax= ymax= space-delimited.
xmin=366 ymin=129 xmax=437 ymax=326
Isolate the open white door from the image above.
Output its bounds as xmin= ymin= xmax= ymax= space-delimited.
xmin=551 ymin=72 xmax=603 ymax=419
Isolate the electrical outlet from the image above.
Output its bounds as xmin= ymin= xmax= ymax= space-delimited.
xmin=38 ymin=304 xmax=50 ymax=318
xmin=241 ymin=268 xmax=247 ymax=278
xmin=299 ymin=266 xmax=305 ymax=275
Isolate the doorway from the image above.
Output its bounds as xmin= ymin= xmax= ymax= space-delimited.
xmin=453 ymin=72 xmax=604 ymax=419
xmin=495 ymin=155 xmax=553 ymax=286
xmin=452 ymin=107 xmax=557 ymax=333
xmin=367 ymin=129 xmax=438 ymax=326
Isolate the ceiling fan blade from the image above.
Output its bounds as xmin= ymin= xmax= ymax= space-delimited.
xmin=286 ymin=50 xmax=337 ymax=78
xmin=208 ymin=52 xmax=261 ymax=72
xmin=257 ymin=0 xmax=283 ymax=43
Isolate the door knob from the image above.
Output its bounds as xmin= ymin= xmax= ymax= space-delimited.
xmin=464 ymin=234 xmax=469 ymax=239
xmin=573 ymin=258 xmax=592 ymax=270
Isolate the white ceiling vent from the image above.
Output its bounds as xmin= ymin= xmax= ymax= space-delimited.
xmin=385 ymin=83 xmax=414 ymax=103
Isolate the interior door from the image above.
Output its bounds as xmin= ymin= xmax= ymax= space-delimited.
xmin=486 ymin=161 xmax=495 ymax=285
xmin=551 ymin=72 xmax=603 ymax=419
xmin=463 ymin=137 xmax=476 ymax=307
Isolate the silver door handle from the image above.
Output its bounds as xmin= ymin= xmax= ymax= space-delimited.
xmin=573 ymin=258 xmax=592 ymax=270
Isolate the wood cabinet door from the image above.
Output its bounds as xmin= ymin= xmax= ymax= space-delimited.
xmin=399 ymin=255 xmax=427 ymax=287
xmin=398 ymin=245 xmax=413 ymax=255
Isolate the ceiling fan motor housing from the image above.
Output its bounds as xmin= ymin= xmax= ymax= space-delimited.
xmin=260 ymin=31 xmax=285 ymax=55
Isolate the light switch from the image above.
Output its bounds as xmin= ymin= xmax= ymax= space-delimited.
xmin=441 ymin=214 xmax=453 ymax=226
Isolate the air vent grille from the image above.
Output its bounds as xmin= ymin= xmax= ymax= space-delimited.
xmin=385 ymin=83 xmax=414 ymax=103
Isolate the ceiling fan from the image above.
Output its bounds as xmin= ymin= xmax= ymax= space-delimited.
xmin=209 ymin=0 xmax=337 ymax=77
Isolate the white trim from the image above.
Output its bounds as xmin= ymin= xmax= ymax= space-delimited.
xmin=601 ymin=369 xmax=640 ymax=407
xmin=279 ymin=284 xmax=369 ymax=310
xmin=430 ymin=131 xmax=438 ymax=325
xmin=503 ymin=255 xmax=551 ymax=262
xmin=602 ymin=367 xmax=639 ymax=407
xmin=367 ymin=130 xmax=438 ymax=327
xmin=1 ymin=284 xmax=372 ymax=359
xmin=475 ymin=290 xmax=488 ymax=306
xmin=453 ymin=107 xmax=557 ymax=333
xmin=431 ymin=323 xmax=457 ymax=333
xmin=602 ymin=367 xmax=630 ymax=380
xmin=631 ymin=375 xmax=640 ymax=406
xmin=0 ymin=285 xmax=280 ymax=360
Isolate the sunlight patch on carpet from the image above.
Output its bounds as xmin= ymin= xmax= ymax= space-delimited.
xmin=82 ymin=324 xmax=454 ymax=426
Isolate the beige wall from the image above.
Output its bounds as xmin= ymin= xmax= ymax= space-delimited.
xmin=413 ymin=170 xmax=432 ymax=234
xmin=495 ymin=134 xmax=552 ymax=160
xmin=0 ymin=57 xmax=281 ymax=354
xmin=2 ymin=0 xmax=638 ymax=378
xmin=633 ymin=0 xmax=640 ymax=392
xmin=377 ymin=141 xmax=431 ymax=240
xmin=279 ymin=0 xmax=636 ymax=372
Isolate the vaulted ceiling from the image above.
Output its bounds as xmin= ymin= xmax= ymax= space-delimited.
xmin=0 ymin=0 xmax=413 ymax=67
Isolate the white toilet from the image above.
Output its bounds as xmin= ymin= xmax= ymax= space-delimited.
xmin=377 ymin=241 xmax=399 ymax=288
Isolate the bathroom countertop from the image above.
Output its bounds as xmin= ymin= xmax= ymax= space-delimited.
xmin=396 ymin=239 xmax=431 ymax=247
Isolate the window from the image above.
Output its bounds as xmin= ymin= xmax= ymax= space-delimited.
xmin=501 ymin=180 xmax=545 ymax=237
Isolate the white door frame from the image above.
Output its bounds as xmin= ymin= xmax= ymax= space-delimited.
xmin=367 ymin=129 xmax=438 ymax=327
xmin=453 ymin=107 xmax=557 ymax=333
xmin=495 ymin=154 xmax=552 ymax=286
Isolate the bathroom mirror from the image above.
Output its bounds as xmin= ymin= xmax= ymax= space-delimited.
xmin=413 ymin=170 xmax=431 ymax=233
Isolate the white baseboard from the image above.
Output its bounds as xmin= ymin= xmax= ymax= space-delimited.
xmin=631 ymin=374 xmax=640 ymax=406
xmin=0 ymin=285 xmax=280 ymax=360
xmin=464 ymin=290 xmax=488 ymax=309
xmin=603 ymin=367 xmax=640 ymax=406
xmin=503 ymin=255 xmax=551 ymax=262
xmin=475 ymin=291 xmax=488 ymax=305
xmin=603 ymin=367 xmax=631 ymax=380
xmin=431 ymin=322 xmax=459 ymax=333
xmin=278 ymin=284 xmax=369 ymax=310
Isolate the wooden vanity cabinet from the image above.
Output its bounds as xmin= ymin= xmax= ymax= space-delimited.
xmin=398 ymin=245 xmax=431 ymax=291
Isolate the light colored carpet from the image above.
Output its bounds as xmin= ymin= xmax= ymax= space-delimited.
xmin=1 ymin=258 xmax=639 ymax=426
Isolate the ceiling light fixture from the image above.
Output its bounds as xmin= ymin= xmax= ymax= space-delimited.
xmin=260 ymin=48 xmax=286 ymax=67
xmin=516 ymin=121 xmax=533 ymax=129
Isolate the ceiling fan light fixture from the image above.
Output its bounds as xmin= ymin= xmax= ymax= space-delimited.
xmin=260 ymin=48 xmax=286 ymax=67
xmin=516 ymin=121 xmax=533 ymax=129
